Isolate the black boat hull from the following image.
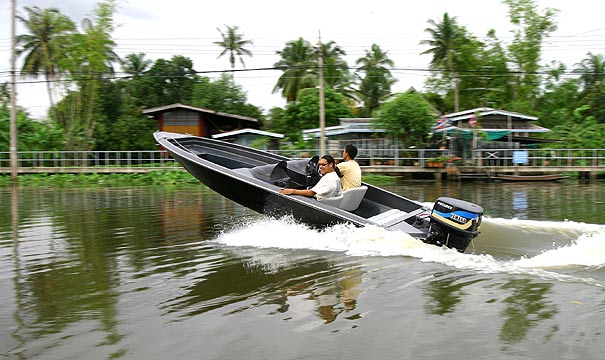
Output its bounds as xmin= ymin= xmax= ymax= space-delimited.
xmin=177 ymin=154 xmax=355 ymax=228
xmin=154 ymin=131 xmax=483 ymax=252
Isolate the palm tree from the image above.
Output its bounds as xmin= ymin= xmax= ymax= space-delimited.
xmin=16 ymin=6 xmax=75 ymax=113
xmin=121 ymin=53 xmax=151 ymax=78
xmin=120 ymin=53 xmax=151 ymax=104
xmin=575 ymin=52 xmax=605 ymax=93
xmin=0 ymin=83 xmax=9 ymax=106
xmin=575 ymin=53 xmax=605 ymax=122
xmin=318 ymin=40 xmax=355 ymax=101
xmin=273 ymin=38 xmax=317 ymax=102
xmin=420 ymin=13 xmax=463 ymax=111
xmin=355 ymin=44 xmax=396 ymax=116
xmin=214 ymin=25 xmax=253 ymax=79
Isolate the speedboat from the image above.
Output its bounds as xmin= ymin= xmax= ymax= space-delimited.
xmin=154 ymin=131 xmax=483 ymax=252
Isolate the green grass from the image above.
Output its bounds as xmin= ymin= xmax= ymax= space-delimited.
xmin=0 ymin=170 xmax=202 ymax=187
xmin=361 ymin=173 xmax=397 ymax=185
xmin=0 ymin=170 xmax=399 ymax=187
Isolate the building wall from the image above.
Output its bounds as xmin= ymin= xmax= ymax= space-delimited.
xmin=159 ymin=110 xmax=206 ymax=137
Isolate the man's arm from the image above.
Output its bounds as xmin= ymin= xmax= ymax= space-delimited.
xmin=280 ymin=188 xmax=315 ymax=197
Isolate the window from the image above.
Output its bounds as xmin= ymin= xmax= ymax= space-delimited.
xmin=164 ymin=110 xmax=198 ymax=126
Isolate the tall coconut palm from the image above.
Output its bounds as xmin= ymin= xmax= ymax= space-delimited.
xmin=355 ymin=43 xmax=396 ymax=116
xmin=318 ymin=40 xmax=355 ymax=101
xmin=121 ymin=52 xmax=151 ymax=78
xmin=575 ymin=52 xmax=605 ymax=93
xmin=16 ymin=6 xmax=76 ymax=113
xmin=214 ymin=25 xmax=253 ymax=79
xmin=273 ymin=38 xmax=317 ymax=102
xmin=575 ymin=52 xmax=605 ymax=122
xmin=420 ymin=13 xmax=463 ymax=111
xmin=120 ymin=53 xmax=151 ymax=104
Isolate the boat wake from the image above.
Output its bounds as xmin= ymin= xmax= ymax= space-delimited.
xmin=213 ymin=216 xmax=605 ymax=285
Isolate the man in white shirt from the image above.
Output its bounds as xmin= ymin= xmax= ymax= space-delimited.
xmin=280 ymin=155 xmax=342 ymax=200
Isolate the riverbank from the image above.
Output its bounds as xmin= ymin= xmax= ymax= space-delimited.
xmin=0 ymin=171 xmax=397 ymax=187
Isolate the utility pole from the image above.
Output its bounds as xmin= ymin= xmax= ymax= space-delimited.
xmin=453 ymin=75 xmax=459 ymax=112
xmin=318 ymin=31 xmax=326 ymax=156
xmin=10 ymin=0 xmax=18 ymax=180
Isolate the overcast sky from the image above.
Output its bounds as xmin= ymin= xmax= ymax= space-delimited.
xmin=2 ymin=0 xmax=605 ymax=118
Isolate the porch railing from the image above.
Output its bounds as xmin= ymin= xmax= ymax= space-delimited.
xmin=0 ymin=150 xmax=179 ymax=168
xmin=1 ymin=148 xmax=605 ymax=169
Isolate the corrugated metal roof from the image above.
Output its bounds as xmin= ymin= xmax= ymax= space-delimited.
xmin=142 ymin=103 xmax=259 ymax=123
xmin=212 ymin=128 xmax=284 ymax=139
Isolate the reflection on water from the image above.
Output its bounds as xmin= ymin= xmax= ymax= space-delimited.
xmin=388 ymin=180 xmax=605 ymax=224
xmin=424 ymin=272 xmax=485 ymax=315
xmin=1 ymin=184 xmax=604 ymax=359
xmin=512 ymin=191 xmax=528 ymax=219
xmin=163 ymin=249 xmax=363 ymax=325
xmin=499 ymin=279 xmax=557 ymax=347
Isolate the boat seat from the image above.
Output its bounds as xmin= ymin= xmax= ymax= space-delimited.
xmin=369 ymin=208 xmax=408 ymax=226
xmin=338 ymin=186 xmax=368 ymax=211
xmin=232 ymin=168 xmax=253 ymax=177
xmin=318 ymin=194 xmax=344 ymax=207
xmin=319 ymin=186 xmax=368 ymax=211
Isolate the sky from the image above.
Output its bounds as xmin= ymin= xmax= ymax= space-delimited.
xmin=2 ymin=0 xmax=605 ymax=119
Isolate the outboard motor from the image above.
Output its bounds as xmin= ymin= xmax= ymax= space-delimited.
xmin=425 ymin=197 xmax=483 ymax=253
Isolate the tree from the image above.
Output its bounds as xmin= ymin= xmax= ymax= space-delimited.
xmin=503 ymin=0 xmax=558 ymax=104
xmin=136 ymin=55 xmax=199 ymax=108
xmin=281 ymin=88 xmax=354 ymax=141
xmin=420 ymin=13 xmax=464 ymax=112
xmin=53 ymin=0 xmax=119 ymax=150
xmin=318 ymin=40 xmax=355 ymax=100
xmin=355 ymin=44 xmax=396 ymax=117
xmin=546 ymin=106 xmax=605 ymax=148
xmin=120 ymin=53 xmax=152 ymax=105
xmin=90 ymin=77 xmax=160 ymax=150
xmin=214 ymin=25 xmax=253 ymax=78
xmin=471 ymin=29 xmax=514 ymax=109
xmin=574 ymin=52 xmax=605 ymax=123
xmin=190 ymin=73 xmax=263 ymax=119
xmin=264 ymin=106 xmax=286 ymax=135
xmin=534 ymin=66 xmax=578 ymax=128
xmin=0 ymin=83 xmax=9 ymax=106
xmin=0 ymin=104 xmax=64 ymax=151
xmin=373 ymin=92 xmax=435 ymax=147
xmin=273 ymin=38 xmax=317 ymax=102
xmin=575 ymin=52 xmax=605 ymax=93
xmin=121 ymin=52 xmax=151 ymax=78
xmin=16 ymin=6 xmax=76 ymax=115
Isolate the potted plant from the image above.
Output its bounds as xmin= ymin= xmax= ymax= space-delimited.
xmin=426 ymin=156 xmax=447 ymax=167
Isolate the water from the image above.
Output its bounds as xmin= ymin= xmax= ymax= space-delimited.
xmin=1 ymin=181 xmax=605 ymax=359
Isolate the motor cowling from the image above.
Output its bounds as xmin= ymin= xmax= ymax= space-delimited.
xmin=425 ymin=197 xmax=483 ymax=252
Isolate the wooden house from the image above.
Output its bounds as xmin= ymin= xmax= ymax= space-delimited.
xmin=143 ymin=103 xmax=260 ymax=137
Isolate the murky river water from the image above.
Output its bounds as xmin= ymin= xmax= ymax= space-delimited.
xmin=1 ymin=180 xmax=604 ymax=359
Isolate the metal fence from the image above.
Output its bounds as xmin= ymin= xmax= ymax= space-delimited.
xmin=0 ymin=150 xmax=179 ymax=169
xmin=472 ymin=149 xmax=605 ymax=167
xmin=1 ymin=148 xmax=605 ymax=169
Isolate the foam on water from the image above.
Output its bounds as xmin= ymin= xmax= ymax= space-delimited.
xmin=515 ymin=231 xmax=605 ymax=268
xmin=213 ymin=216 xmax=605 ymax=285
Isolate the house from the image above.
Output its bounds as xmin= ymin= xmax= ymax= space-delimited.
xmin=432 ymin=107 xmax=553 ymax=163
xmin=433 ymin=107 xmax=551 ymax=146
xmin=302 ymin=118 xmax=394 ymax=161
xmin=143 ymin=103 xmax=260 ymax=137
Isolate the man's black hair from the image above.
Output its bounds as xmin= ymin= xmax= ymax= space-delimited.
xmin=345 ymin=144 xmax=358 ymax=159
xmin=321 ymin=154 xmax=336 ymax=164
